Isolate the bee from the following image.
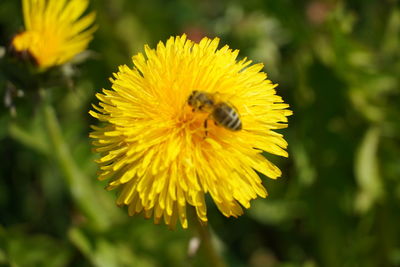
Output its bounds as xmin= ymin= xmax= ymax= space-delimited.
xmin=187 ymin=90 xmax=242 ymax=133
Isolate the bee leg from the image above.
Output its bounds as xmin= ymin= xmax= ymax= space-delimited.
xmin=204 ymin=119 xmax=208 ymax=137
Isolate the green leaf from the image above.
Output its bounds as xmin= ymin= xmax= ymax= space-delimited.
xmin=0 ymin=226 xmax=72 ymax=267
xmin=354 ymin=127 xmax=383 ymax=213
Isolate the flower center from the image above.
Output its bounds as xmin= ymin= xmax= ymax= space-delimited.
xmin=174 ymin=106 xmax=213 ymax=139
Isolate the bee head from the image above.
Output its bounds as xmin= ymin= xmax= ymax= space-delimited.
xmin=187 ymin=90 xmax=214 ymax=112
xmin=188 ymin=90 xmax=198 ymax=105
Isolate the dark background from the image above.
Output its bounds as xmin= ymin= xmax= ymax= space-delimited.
xmin=1 ymin=0 xmax=400 ymax=266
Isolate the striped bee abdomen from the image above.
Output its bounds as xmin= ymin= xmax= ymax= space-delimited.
xmin=212 ymin=103 xmax=242 ymax=131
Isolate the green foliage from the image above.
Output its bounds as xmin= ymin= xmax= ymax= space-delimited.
xmin=1 ymin=0 xmax=400 ymax=266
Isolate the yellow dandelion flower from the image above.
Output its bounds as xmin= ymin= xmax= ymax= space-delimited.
xmin=12 ymin=0 xmax=96 ymax=69
xmin=90 ymin=35 xmax=292 ymax=229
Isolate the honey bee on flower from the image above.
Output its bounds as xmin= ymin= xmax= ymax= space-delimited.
xmin=90 ymin=35 xmax=292 ymax=229
xmin=188 ymin=90 xmax=242 ymax=134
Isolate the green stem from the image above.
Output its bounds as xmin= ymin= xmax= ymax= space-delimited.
xmin=8 ymin=123 xmax=49 ymax=155
xmin=191 ymin=211 xmax=226 ymax=267
xmin=42 ymin=102 xmax=111 ymax=231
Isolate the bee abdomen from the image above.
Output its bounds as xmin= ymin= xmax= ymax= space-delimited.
xmin=213 ymin=103 xmax=242 ymax=131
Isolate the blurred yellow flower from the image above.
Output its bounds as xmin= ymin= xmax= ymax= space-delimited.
xmin=12 ymin=0 xmax=96 ymax=69
xmin=90 ymin=35 xmax=292 ymax=229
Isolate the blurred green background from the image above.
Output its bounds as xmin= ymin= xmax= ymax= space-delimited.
xmin=1 ymin=0 xmax=400 ymax=266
